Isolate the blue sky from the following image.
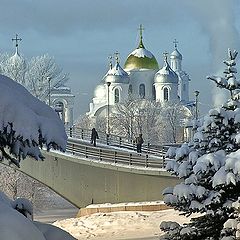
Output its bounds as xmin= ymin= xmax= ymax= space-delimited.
xmin=0 ymin=0 xmax=240 ymax=119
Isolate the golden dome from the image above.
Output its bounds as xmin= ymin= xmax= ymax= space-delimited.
xmin=124 ymin=26 xmax=159 ymax=71
xmin=124 ymin=51 xmax=159 ymax=71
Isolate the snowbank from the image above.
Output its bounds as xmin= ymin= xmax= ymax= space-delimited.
xmin=54 ymin=209 xmax=199 ymax=240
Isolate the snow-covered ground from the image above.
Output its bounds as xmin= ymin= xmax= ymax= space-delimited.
xmin=53 ymin=208 xmax=198 ymax=240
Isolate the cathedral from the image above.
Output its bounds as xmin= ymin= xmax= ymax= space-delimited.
xmin=88 ymin=25 xmax=191 ymax=119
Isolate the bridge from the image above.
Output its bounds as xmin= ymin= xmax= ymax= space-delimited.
xmin=15 ymin=129 xmax=180 ymax=209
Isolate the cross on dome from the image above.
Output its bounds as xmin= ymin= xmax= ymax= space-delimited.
xmin=12 ymin=34 xmax=22 ymax=47
xmin=173 ymin=39 xmax=178 ymax=49
xmin=12 ymin=34 xmax=22 ymax=55
xmin=163 ymin=51 xmax=168 ymax=62
xmin=108 ymin=55 xmax=113 ymax=69
xmin=114 ymin=51 xmax=120 ymax=64
xmin=138 ymin=24 xmax=144 ymax=41
xmin=137 ymin=24 xmax=145 ymax=49
xmin=114 ymin=51 xmax=120 ymax=70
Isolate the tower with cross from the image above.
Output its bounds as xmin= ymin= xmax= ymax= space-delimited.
xmin=154 ymin=49 xmax=179 ymax=103
xmin=170 ymin=39 xmax=189 ymax=103
xmin=170 ymin=39 xmax=182 ymax=72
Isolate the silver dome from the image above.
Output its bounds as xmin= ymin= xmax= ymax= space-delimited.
xmin=154 ymin=60 xmax=178 ymax=84
xmin=103 ymin=63 xmax=129 ymax=84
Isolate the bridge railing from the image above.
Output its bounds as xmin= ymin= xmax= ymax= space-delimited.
xmin=67 ymin=126 xmax=169 ymax=158
xmin=66 ymin=139 xmax=166 ymax=169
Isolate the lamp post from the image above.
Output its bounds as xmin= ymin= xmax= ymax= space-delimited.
xmin=106 ymin=82 xmax=111 ymax=140
xmin=48 ymin=77 xmax=52 ymax=106
xmin=194 ymin=90 xmax=200 ymax=120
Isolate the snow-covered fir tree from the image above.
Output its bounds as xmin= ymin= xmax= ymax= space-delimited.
xmin=0 ymin=74 xmax=76 ymax=239
xmin=160 ymin=49 xmax=240 ymax=239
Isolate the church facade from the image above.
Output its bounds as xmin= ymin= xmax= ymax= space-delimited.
xmin=88 ymin=26 xmax=191 ymax=120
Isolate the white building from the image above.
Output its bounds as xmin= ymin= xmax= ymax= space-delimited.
xmin=51 ymin=86 xmax=75 ymax=127
xmin=3 ymin=36 xmax=75 ymax=128
xmin=88 ymin=27 xmax=191 ymax=119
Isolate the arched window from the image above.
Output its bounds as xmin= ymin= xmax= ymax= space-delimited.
xmin=163 ymin=88 xmax=169 ymax=101
xmin=128 ymin=84 xmax=132 ymax=95
xmin=139 ymin=84 xmax=145 ymax=99
xmin=114 ymin=88 xmax=120 ymax=103
xmin=54 ymin=101 xmax=64 ymax=121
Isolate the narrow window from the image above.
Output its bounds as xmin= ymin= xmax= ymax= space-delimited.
xmin=115 ymin=88 xmax=120 ymax=103
xmin=183 ymin=84 xmax=186 ymax=91
xmin=152 ymin=85 xmax=156 ymax=100
xmin=54 ymin=101 xmax=64 ymax=121
xmin=128 ymin=84 xmax=132 ymax=95
xmin=139 ymin=84 xmax=145 ymax=99
xmin=163 ymin=88 xmax=169 ymax=101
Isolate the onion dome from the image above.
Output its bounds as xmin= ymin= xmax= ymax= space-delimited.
xmin=9 ymin=48 xmax=26 ymax=66
xmin=9 ymin=34 xmax=26 ymax=67
xmin=124 ymin=25 xmax=159 ymax=71
xmin=170 ymin=40 xmax=182 ymax=60
xmin=155 ymin=54 xmax=178 ymax=84
xmin=8 ymin=49 xmax=26 ymax=74
xmin=94 ymin=84 xmax=106 ymax=98
xmin=103 ymin=56 xmax=129 ymax=84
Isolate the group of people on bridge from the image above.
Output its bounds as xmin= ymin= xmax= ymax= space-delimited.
xmin=90 ymin=128 xmax=144 ymax=153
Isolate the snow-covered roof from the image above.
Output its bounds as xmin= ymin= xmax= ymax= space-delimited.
xmin=130 ymin=48 xmax=154 ymax=58
xmin=154 ymin=58 xmax=178 ymax=84
xmin=103 ymin=63 xmax=129 ymax=84
xmin=170 ymin=48 xmax=182 ymax=60
xmin=8 ymin=48 xmax=26 ymax=67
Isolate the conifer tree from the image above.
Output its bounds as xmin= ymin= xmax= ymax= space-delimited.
xmin=160 ymin=49 xmax=240 ymax=239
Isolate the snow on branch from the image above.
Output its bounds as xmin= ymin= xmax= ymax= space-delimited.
xmin=0 ymin=74 xmax=67 ymax=167
xmin=161 ymin=49 xmax=240 ymax=239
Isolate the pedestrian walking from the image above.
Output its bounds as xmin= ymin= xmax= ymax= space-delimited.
xmin=91 ymin=128 xmax=99 ymax=147
xmin=135 ymin=134 xmax=144 ymax=153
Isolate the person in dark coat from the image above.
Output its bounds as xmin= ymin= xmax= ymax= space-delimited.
xmin=136 ymin=134 xmax=144 ymax=153
xmin=91 ymin=128 xmax=99 ymax=147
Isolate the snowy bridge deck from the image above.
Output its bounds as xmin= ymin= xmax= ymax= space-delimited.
xmin=14 ymin=139 xmax=179 ymax=208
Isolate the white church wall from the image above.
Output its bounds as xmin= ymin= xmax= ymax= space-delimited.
xmin=170 ymin=59 xmax=182 ymax=72
xmin=128 ymin=69 xmax=157 ymax=99
xmin=155 ymin=83 xmax=178 ymax=103
xmin=175 ymin=72 xmax=190 ymax=103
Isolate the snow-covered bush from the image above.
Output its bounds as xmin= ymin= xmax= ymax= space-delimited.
xmin=161 ymin=49 xmax=240 ymax=239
